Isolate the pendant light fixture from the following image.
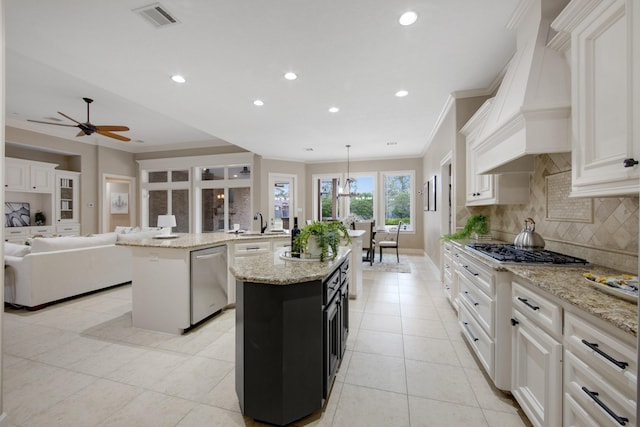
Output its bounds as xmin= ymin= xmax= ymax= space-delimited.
xmin=338 ymin=144 xmax=358 ymax=198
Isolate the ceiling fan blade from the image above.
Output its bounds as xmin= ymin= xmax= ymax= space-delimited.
xmin=57 ymin=111 xmax=82 ymax=125
xmin=27 ymin=119 xmax=77 ymax=128
xmin=95 ymin=125 xmax=130 ymax=132
xmin=96 ymin=130 xmax=131 ymax=142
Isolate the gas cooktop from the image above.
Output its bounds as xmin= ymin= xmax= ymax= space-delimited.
xmin=466 ymin=243 xmax=589 ymax=265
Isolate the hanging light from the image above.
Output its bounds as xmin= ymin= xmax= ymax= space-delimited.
xmin=338 ymin=144 xmax=358 ymax=198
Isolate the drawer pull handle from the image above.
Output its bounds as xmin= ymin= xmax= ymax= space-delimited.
xmin=462 ymin=322 xmax=479 ymax=342
xmin=582 ymin=387 xmax=629 ymax=425
xmin=517 ymin=297 xmax=539 ymax=311
xmin=462 ymin=265 xmax=478 ymax=276
xmin=463 ymin=291 xmax=479 ymax=306
xmin=245 ymin=246 xmax=260 ymax=251
xmin=581 ymin=340 xmax=629 ymax=370
xmin=510 ymin=318 xmax=519 ymax=326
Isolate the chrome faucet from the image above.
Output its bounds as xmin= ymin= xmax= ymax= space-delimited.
xmin=254 ymin=212 xmax=267 ymax=234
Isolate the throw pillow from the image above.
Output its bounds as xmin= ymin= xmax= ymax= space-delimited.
xmin=4 ymin=242 xmax=32 ymax=257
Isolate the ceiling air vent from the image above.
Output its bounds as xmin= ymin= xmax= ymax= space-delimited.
xmin=134 ymin=3 xmax=179 ymax=28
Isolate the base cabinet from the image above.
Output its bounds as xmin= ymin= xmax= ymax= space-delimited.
xmin=236 ymin=258 xmax=349 ymax=426
xmin=511 ymin=308 xmax=563 ymax=427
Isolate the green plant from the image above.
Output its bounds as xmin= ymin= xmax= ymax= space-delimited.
xmin=442 ymin=214 xmax=489 ymax=240
xmin=295 ymin=221 xmax=352 ymax=261
xmin=34 ymin=211 xmax=46 ymax=225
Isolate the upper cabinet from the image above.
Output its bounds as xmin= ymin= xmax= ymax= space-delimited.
xmin=462 ymin=98 xmax=530 ymax=206
xmin=552 ymin=0 xmax=639 ymax=196
xmin=4 ymin=158 xmax=57 ymax=193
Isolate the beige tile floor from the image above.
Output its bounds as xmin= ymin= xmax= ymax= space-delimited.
xmin=2 ymin=254 xmax=532 ymax=427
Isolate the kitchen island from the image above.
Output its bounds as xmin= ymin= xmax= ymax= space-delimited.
xmin=116 ymin=230 xmax=363 ymax=334
xmin=230 ymin=247 xmax=351 ymax=426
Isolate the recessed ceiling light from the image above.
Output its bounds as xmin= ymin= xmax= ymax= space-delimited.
xmin=284 ymin=72 xmax=298 ymax=81
xmin=134 ymin=139 xmax=145 ymax=144
xmin=395 ymin=90 xmax=409 ymax=97
xmin=399 ymin=11 xmax=418 ymax=26
xmin=171 ymin=75 xmax=186 ymax=83
xmin=253 ymin=99 xmax=264 ymax=106
xmin=328 ymin=107 xmax=340 ymax=113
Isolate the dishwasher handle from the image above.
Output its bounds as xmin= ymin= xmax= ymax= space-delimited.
xmin=195 ymin=252 xmax=225 ymax=261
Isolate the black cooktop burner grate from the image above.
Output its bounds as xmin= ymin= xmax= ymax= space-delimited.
xmin=466 ymin=243 xmax=589 ymax=265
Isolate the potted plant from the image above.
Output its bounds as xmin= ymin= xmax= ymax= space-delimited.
xmin=34 ymin=211 xmax=46 ymax=226
xmin=295 ymin=221 xmax=351 ymax=261
xmin=442 ymin=214 xmax=489 ymax=240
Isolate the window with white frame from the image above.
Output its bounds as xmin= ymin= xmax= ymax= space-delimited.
xmin=381 ymin=171 xmax=414 ymax=231
xmin=346 ymin=174 xmax=375 ymax=221
xmin=143 ymin=169 xmax=190 ymax=232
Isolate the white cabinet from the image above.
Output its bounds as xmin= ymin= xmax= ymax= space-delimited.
xmin=55 ymin=171 xmax=80 ymax=226
xmin=510 ymin=281 xmax=563 ymax=427
xmin=456 ymin=250 xmax=512 ymax=390
xmin=441 ymin=241 xmax=460 ymax=309
xmin=553 ymin=0 xmax=639 ymax=196
xmin=4 ymin=158 xmax=56 ymax=193
xmin=563 ymin=311 xmax=637 ymax=426
xmin=462 ymin=98 xmax=530 ymax=206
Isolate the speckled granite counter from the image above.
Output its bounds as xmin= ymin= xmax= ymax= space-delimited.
xmin=448 ymin=239 xmax=638 ymax=337
xmin=230 ymin=247 xmax=351 ymax=285
xmin=116 ymin=231 xmax=289 ymax=249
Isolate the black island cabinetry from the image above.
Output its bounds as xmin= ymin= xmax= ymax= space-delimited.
xmin=235 ymin=258 xmax=349 ymax=426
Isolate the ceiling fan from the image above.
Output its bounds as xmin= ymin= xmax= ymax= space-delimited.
xmin=28 ymin=97 xmax=131 ymax=142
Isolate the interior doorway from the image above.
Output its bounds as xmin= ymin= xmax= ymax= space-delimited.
xmin=440 ymin=152 xmax=453 ymax=236
xmin=102 ymin=174 xmax=136 ymax=233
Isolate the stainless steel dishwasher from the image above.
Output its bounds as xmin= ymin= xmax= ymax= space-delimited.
xmin=190 ymin=245 xmax=227 ymax=325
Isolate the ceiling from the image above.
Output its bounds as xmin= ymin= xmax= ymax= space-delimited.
xmin=5 ymin=0 xmax=519 ymax=162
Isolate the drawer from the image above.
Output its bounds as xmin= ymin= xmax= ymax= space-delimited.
xmin=30 ymin=226 xmax=54 ymax=235
xmin=271 ymin=239 xmax=291 ymax=250
xmin=234 ymin=241 xmax=270 ymax=255
xmin=565 ymin=350 xmax=636 ymax=427
xmin=565 ymin=312 xmax=637 ymax=396
xmin=56 ymin=224 xmax=80 ymax=235
xmin=324 ymin=269 xmax=341 ymax=305
xmin=457 ymin=252 xmax=494 ymax=297
xmin=512 ymin=281 xmax=562 ymax=338
xmin=5 ymin=228 xmax=29 ymax=237
xmin=564 ymin=393 xmax=602 ymax=427
xmin=459 ymin=303 xmax=494 ymax=379
xmin=458 ymin=272 xmax=494 ymax=337
xmin=340 ymin=260 xmax=349 ymax=284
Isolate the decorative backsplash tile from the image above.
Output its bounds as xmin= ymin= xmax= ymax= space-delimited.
xmin=463 ymin=153 xmax=639 ymax=273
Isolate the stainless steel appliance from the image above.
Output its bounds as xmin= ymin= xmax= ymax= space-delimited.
xmin=466 ymin=243 xmax=588 ymax=265
xmin=190 ymin=245 xmax=227 ymax=325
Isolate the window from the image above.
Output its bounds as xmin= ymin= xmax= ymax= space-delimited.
xmin=198 ymin=164 xmax=252 ymax=232
xmin=382 ymin=171 xmax=414 ymax=231
xmin=316 ymin=176 xmax=340 ymax=220
xmin=347 ymin=175 xmax=375 ymax=221
xmin=144 ymin=169 xmax=190 ymax=231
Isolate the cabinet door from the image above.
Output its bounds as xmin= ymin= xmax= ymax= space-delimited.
xmin=571 ymin=0 xmax=638 ymax=196
xmin=466 ymin=138 xmax=495 ymax=205
xmin=511 ymin=310 xmax=563 ymax=427
xmin=4 ymin=160 xmax=28 ymax=191
xmin=55 ymin=173 xmax=80 ymax=224
xmin=30 ymin=165 xmax=53 ymax=192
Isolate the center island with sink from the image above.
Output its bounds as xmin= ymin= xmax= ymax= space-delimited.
xmin=116 ymin=230 xmax=364 ymax=335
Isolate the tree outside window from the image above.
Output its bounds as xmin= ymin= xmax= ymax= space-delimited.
xmin=383 ymin=173 xmax=413 ymax=230
xmin=348 ymin=176 xmax=374 ymax=220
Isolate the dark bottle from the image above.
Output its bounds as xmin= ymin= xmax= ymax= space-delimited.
xmin=291 ymin=217 xmax=301 ymax=258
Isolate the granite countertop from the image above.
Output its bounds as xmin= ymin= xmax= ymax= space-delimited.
xmin=229 ymin=247 xmax=351 ymax=285
xmin=448 ymin=239 xmax=638 ymax=337
xmin=116 ymin=231 xmax=290 ymax=249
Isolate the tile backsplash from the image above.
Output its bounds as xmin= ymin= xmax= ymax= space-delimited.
xmin=463 ymin=153 xmax=639 ymax=273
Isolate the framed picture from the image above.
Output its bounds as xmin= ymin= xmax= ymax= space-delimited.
xmin=427 ymin=175 xmax=437 ymax=211
xmin=5 ymin=202 xmax=30 ymax=227
xmin=423 ymin=181 xmax=429 ymax=211
xmin=110 ymin=192 xmax=129 ymax=214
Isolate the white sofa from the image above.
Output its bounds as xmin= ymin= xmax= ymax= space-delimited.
xmin=4 ymin=233 xmax=134 ymax=309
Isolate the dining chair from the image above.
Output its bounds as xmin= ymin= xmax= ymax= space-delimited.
xmin=378 ymin=222 xmax=402 ymax=262
xmin=354 ymin=220 xmax=376 ymax=265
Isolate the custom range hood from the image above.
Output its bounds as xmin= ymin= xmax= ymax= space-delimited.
xmin=474 ymin=0 xmax=571 ymax=174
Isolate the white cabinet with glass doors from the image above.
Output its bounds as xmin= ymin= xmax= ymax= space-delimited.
xmin=55 ymin=171 xmax=80 ymax=228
